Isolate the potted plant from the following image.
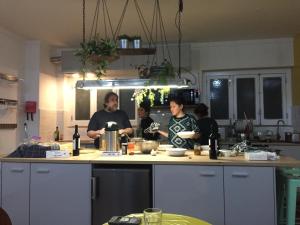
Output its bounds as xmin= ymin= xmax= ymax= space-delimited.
xmin=131 ymin=35 xmax=142 ymax=49
xmin=75 ymin=35 xmax=118 ymax=79
xmin=117 ymin=34 xmax=131 ymax=49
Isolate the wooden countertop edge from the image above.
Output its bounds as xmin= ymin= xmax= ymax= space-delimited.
xmin=0 ymin=151 xmax=299 ymax=167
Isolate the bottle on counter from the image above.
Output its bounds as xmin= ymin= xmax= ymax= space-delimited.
xmin=53 ymin=126 xmax=60 ymax=141
xmin=73 ymin=125 xmax=80 ymax=156
xmin=209 ymin=125 xmax=218 ymax=160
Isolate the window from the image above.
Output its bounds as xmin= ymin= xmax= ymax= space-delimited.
xmin=204 ymin=69 xmax=291 ymax=125
xmin=72 ymin=87 xmax=137 ymax=126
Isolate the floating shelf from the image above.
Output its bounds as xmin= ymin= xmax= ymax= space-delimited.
xmin=0 ymin=98 xmax=18 ymax=106
xmin=0 ymin=73 xmax=18 ymax=82
xmin=0 ymin=124 xmax=17 ymax=129
xmin=118 ymin=48 xmax=156 ymax=55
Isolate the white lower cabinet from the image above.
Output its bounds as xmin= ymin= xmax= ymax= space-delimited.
xmin=1 ymin=162 xmax=91 ymax=225
xmin=2 ymin=162 xmax=30 ymax=225
xmin=154 ymin=165 xmax=224 ymax=225
xmin=224 ymin=166 xmax=276 ymax=225
xmin=30 ymin=163 xmax=91 ymax=225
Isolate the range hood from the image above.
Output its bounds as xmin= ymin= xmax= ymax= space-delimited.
xmin=75 ymin=78 xmax=189 ymax=90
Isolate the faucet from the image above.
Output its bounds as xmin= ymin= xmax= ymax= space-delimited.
xmin=276 ymin=119 xmax=285 ymax=141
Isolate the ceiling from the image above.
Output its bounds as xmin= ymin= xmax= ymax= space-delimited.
xmin=0 ymin=0 xmax=300 ymax=48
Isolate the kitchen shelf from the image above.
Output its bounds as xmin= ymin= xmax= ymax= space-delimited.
xmin=0 ymin=123 xmax=17 ymax=129
xmin=117 ymin=48 xmax=156 ymax=55
xmin=0 ymin=98 xmax=18 ymax=106
xmin=0 ymin=73 xmax=18 ymax=82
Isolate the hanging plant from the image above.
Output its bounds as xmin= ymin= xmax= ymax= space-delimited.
xmin=75 ymin=35 xmax=118 ymax=79
xmin=132 ymin=87 xmax=170 ymax=107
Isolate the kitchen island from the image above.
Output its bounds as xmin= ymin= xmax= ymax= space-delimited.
xmin=1 ymin=149 xmax=300 ymax=225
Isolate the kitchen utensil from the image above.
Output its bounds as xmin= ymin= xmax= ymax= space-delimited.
xmin=292 ymin=133 xmax=300 ymax=143
xmin=141 ymin=140 xmax=159 ymax=154
xmin=130 ymin=137 xmax=144 ymax=152
xmin=144 ymin=122 xmax=160 ymax=133
xmin=166 ymin=148 xmax=187 ymax=156
xmin=285 ymin=132 xmax=292 ymax=142
xmin=177 ymin=131 xmax=195 ymax=139
xmin=104 ymin=121 xmax=119 ymax=151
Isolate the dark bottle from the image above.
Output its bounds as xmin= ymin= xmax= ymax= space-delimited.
xmin=53 ymin=126 xmax=60 ymax=141
xmin=120 ymin=134 xmax=128 ymax=155
xmin=73 ymin=125 xmax=80 ymax=156
xmin=209 ymin=125 xmax=218 ymax=160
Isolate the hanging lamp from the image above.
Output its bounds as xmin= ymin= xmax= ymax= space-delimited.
xmin=75 ymin=0 xmax=189 ymax=90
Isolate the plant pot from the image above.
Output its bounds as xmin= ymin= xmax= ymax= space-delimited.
xmin=132 ymin=39 xmax=141 ymax=49
xmin=119 ymin=38 xmax=129 ymax=49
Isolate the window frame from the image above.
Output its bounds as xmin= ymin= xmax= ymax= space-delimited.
xmin=203 ymin=68 xmax=292 ymax=126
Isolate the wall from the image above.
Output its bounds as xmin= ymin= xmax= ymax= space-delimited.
xmin=39 ymin=42 xmax=58 ymax=141
xmin=0 ymin=27 xmax=25 ymax=153
xmin=292 ymin=34 xmax=300 ymax=132
xmin=191 ymin=38 xmax=293 ymax=71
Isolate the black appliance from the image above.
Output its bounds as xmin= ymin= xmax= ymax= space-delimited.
xmin=92 ymin=164 xmax=152 ymax=225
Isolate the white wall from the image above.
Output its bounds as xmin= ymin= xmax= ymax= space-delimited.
xmin=191 ymin=38 xmax=293 ymax=71
xmin=0 ymin=27 xmax=25 ymax=154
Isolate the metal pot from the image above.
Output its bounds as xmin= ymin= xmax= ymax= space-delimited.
xmin=141 ymin=140 xmax=159 ymax=154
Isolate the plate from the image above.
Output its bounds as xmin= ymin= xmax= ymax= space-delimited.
xmin=177 ymin=131 xmax=195 ymax=139
xmin=157 ymin=144 xmax=173 ymax=151
xmin=167 ymin=148 xmax=186 ymax=156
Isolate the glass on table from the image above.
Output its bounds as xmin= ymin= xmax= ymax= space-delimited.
xmin=143 ymin=208 xmax=162 ymax=225
xmin=194 ymin=144 xmax=201 ymax=155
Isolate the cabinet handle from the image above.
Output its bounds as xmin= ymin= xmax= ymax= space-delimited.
xmin=36 ymin=169 xmax=50 ymax=174
xmin=232 ymin=172 xmax=249 ymax=178
xmin=10 ymin=168 xmax=24 ymax=173
xmin=91 ymin=177 xmax=97 ymax=200
xmin=200 ymin=171 xmax=216 ymax=177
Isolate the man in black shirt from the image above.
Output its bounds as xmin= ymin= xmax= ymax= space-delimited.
xmin=194 ymin=103 xmax=218 ymax=145
xmin=87 ymin=92 xmax=133 ymax=148
xmin=138 ymin=102 xmax=159 ymax=140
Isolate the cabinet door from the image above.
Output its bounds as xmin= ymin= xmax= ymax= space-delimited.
xmin=154 ymin=165 xmax=224 ymax=225
xmin=2 ymin=162 xmax=30 ymax=225
xmin=30 ymin=163 xmax=91 ymax=225
xmin=224 ymin=166 xmax=276 ymax=225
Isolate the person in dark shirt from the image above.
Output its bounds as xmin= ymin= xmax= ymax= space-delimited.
xmin=87 ymin=92 xmax=133 ymax=148
xmin=138 ymin=102 xmax=159 ymax=140
xmin=194 ymin=103 xmax=218 ymax=145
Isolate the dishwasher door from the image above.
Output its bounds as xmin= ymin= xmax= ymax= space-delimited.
xmin=92 ymin=165 xmax=152 ymax=225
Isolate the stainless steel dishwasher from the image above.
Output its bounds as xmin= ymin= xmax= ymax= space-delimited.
xmin=92 ymin=164 xmax=152 ymax=225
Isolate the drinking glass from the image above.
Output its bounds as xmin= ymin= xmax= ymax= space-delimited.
xmin=143 ymin=208 xmax=162 ymax=225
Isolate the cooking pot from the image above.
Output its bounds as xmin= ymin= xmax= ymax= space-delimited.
xmin=141 ymin=140 xmax=159 ymax=154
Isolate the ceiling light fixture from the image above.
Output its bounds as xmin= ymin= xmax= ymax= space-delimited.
xmin=75 ymin=0 xmax=188 ymax=90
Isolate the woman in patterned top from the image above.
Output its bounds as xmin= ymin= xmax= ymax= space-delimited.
xmin=158 ymin=97 xmax=200 ymax=149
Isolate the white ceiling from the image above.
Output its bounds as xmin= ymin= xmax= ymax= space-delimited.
xmin=0 ymin=0 xmax=300 ymax=48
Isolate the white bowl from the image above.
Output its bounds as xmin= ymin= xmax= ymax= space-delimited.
xmin=177 ymin=131 xmax=195 ymax=139
xmin=201 ymin=145 xmax=210 ymax=151
xmin=157 ymin=144 xmax=173 ymax=151
xmin=167 ymin=148 xmax=187 ymax=156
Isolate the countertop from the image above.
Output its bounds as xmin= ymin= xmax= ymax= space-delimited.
xmin=1 ymin=149 xmax=300 ymax=167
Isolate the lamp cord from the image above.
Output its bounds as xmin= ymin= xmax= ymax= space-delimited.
xmin=175 ymin=0 xmax=183 ymax=78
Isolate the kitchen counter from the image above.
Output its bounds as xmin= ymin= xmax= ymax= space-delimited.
xmin=1 ymin=149 xmax=300 ymax=167
xmin=221 ymin=140 xmax=300 ymax=146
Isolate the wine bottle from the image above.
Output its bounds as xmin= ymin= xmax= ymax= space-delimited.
xmin=53 ymin=126 xmax=60 ymax=141
xmin=209 ymin=125 xmax=218 ymax=160
xmin=73 ymin=125 xmax=80 ymax=156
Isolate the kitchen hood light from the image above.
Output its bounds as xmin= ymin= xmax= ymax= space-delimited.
xmin=75 ymin=79 xmax=189 ymax=90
